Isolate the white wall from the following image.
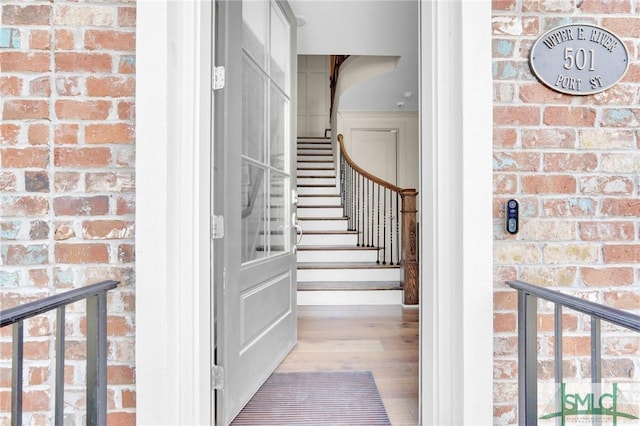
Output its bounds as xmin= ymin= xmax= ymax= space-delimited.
xmin=290 ymin=0 xmax=418 ymax=111
xmin=297 ymin=55 xmax=330 ymax=137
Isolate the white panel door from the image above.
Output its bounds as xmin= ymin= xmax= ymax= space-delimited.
xmin=214 ymin=1 xmax=297 ymax=424
xmin=351 ymin=129 xmax=398 ymax=184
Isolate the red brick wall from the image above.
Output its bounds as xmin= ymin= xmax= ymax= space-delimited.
xmin=1 ymin=1 xmax=136 ymax=424
xmin=493 ymin=0 xmax=640 ymax=423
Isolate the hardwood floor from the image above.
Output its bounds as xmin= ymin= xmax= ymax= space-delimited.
xmin=275 ymin=305 xmax=419 ymax=425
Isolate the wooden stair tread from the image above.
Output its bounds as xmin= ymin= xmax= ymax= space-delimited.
xmin=297 ymin=167 xmax=335 ymax=170
xmin=297 ymin=281 xmax=402 ymax=291
xmin=298 ymin=205 xmax=343 ymax=208
xmin=297 ymin=262 xmax=400 ymax=269
xmin=299 ymin=194 xmax=340 ymax=197
xmin=299 ymin=217 xmax=348 ymax=220
xmin=301 ymin=230 xmax=357 ymax=235
xmin=297 ymin=245 xmax=379 ymax=251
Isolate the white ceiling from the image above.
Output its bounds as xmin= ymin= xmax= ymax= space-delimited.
xmin=289 ymin=0 xmax=419 ymax=111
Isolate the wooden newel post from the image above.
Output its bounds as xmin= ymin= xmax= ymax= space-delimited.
xmin=400 ymin=189 xmax=419 ymax=305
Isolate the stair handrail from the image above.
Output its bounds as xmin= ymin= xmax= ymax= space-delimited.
xmin=337 ymin=133 xmax=419 ymax=304
xmin=329 ymin=55 xmax=350 ymax=119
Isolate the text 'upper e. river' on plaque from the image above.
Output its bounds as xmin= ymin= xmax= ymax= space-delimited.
xmin=530 ymin=23 xmax=629 ymax=96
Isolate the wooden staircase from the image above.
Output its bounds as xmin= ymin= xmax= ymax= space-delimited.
xmin=295 ymin=137 xmax=402 ymax=304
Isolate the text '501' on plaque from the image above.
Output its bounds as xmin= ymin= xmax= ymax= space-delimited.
xmin=530 ymin=23 xmax=629 ymax=96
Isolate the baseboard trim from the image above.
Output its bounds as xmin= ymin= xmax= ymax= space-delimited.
xmin=297 ymin=290 xmax=402 ymax=305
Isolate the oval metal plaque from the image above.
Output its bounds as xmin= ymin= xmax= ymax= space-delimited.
xmin=530 ymin=23 xmax=629 ymax=95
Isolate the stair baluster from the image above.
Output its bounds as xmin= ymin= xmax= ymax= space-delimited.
xmin=389 ymin=193 xmax=393 ymax=265
xmin=340 ymin=154 xmax=346 ymax=219
xmin=336 ymin=134 xmax=419 ymax=304
xmin=365 ymin=178 xmax=369 ymax=247
xmin=376 ymin=185 xmax=381 ymax=264
xmin=364 ymin=177 xmax=368 ymax=247
xmin=367 ymin=180 xmax=375 ymax=247
xmin=395 ymin=195 xmax=400 ymax=265
xmin=382 ymin=188 xmax=387 ymax=265
xmin=356 ymin=171 xmax=360 ymax=244
xmin=353 ymin=172 xmax=356 ymax=242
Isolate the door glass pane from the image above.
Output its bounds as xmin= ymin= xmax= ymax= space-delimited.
xmin=240 ymin=0 xmax=291 ymax=265
xmin=243 ymin=56 xmax=266 ymax=161
xmin=269 ymin=172 xmax=288 ymax=255
xmin=270 ymin=84 xmax=288 ymax=171
xmin=270 ymin=3 xmax=289 ymax=93
xmin=242 ymin=0 xmax=267 ymax=67
xmin=241 ymin=161 xmax=266 ymax=263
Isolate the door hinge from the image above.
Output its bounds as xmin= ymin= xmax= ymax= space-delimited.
xmin=211 ymin=215 xmax=224 ymax=239
xmin=211 ymin=365 xmax=224 ymax=390
xmin=213 ymin=66 xmax=225 ymax=90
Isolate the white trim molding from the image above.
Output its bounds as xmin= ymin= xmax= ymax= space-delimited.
xmin=136 ymin=0 xmax=494 ymax=424
xmin=420 ymin=0 xmax=493 ymax=424
xmin=136 ymin=1 xmax=213 ymax=424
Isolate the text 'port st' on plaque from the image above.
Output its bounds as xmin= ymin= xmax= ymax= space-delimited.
xmin=530 ymin=23 xmax=629 ymax=96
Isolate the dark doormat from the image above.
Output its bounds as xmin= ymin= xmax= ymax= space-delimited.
xmin=231 ymin=371 xmax=391 ymax=425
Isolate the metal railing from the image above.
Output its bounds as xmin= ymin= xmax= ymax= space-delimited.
xmin=0 ymin=280 xmax=119 ymax=426
xmin=506 ymin=279 xmax=640 ymax=425
xmin=338 ymin=133 xmax=419 ymax=304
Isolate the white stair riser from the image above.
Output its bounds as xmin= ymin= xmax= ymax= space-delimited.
xmin=267 ymin=223 xmax=288 ymax=232
xmin=299 ymin=219 xmax=347 ymax=231
xmin=297 ymin=169 xmax=334 ymax=177
xmin=299 ymin=233 xmax=358 ymax=246
xmin=297 ymin=162 xmax=334 ymax=169
xmin=265 ymin=234 xmax=288 ymax=245
xmin=297 ymin=268 xmax=401 ymax=282
xmin=297 ymin=177 xmax=336 ymax=186
xmin=297 ymin=186 xmax=338 ymax=195
xmin=298 ymin=155 xmax=333 ymax=162
xmin=296 ymin=250 xmax=378 ymax=263
xmin=298 ymin=207 xmax=343 ymax=218
xmin=298 ymin=196 xmax=341 ymax=206
xmin=297 ymin=290 xmax=402 ymax=306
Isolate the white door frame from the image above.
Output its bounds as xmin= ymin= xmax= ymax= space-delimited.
xmin=136 ymin=1 xmax=493 ymax=425
xmin=135 ymin=1 xmax=214 ymax=425
xmin=420 ymin=1 xmax=493 ymax=424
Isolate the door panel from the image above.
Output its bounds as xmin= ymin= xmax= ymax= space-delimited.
xmin=240 ymin=273 xmax=291 ymax=349
xmin=214 ymin=0 xmax=297 ymax=424
xmin=351 ymin=129 xmax=398 ymax=184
